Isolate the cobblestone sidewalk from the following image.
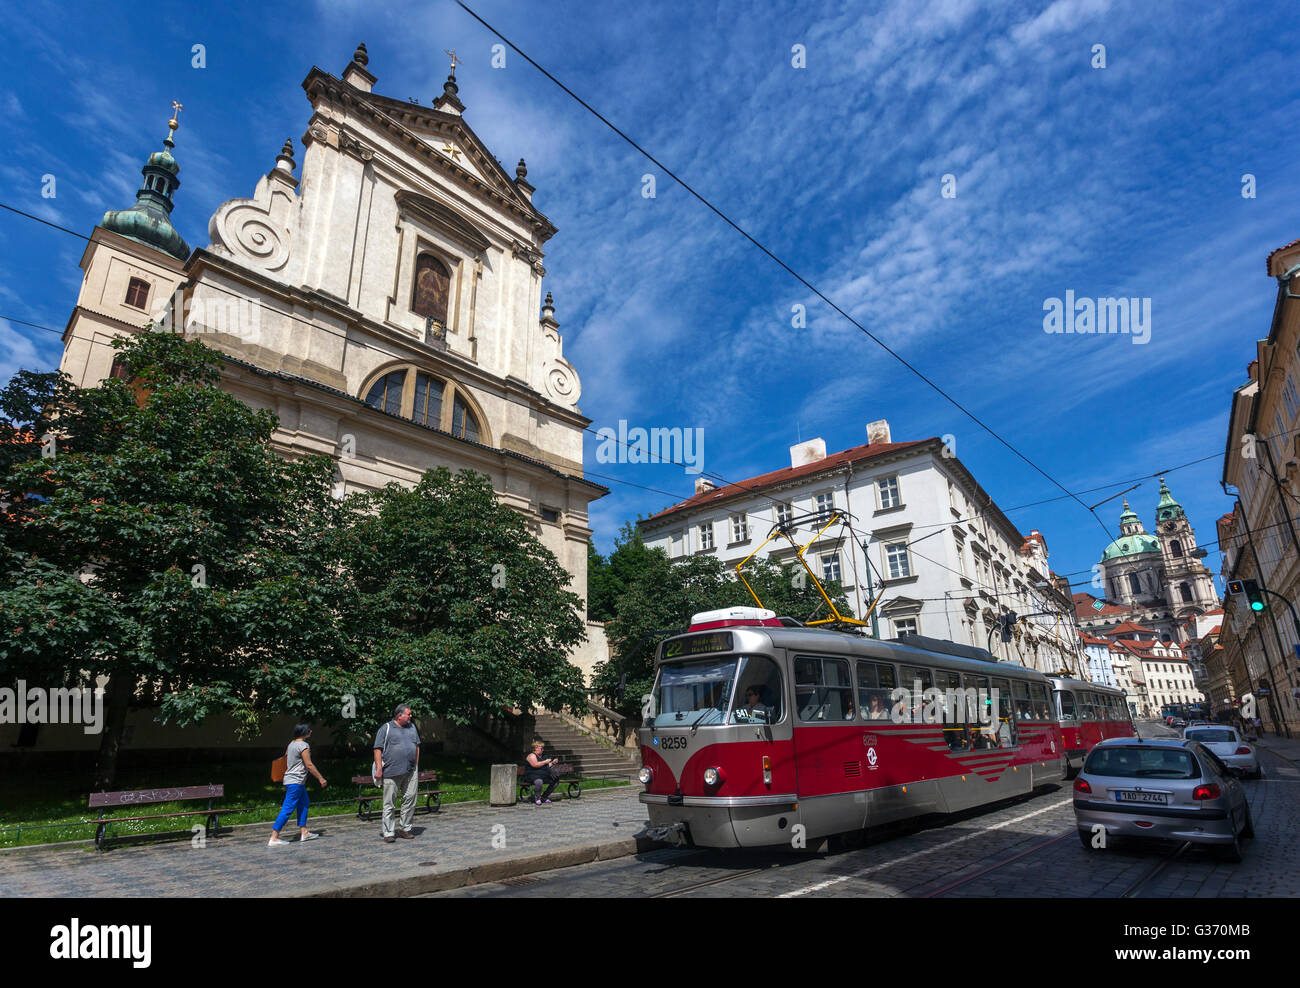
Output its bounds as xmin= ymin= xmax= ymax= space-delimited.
xmin=0 ymin=787 xmax=648 ymax=898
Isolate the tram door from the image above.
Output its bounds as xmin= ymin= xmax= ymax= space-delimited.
xmin=791 ymin=654 xmax=868 ymax=834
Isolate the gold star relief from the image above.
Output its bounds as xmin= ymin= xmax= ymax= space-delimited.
xmin=440 ymin=143 xmax=462 ymax=161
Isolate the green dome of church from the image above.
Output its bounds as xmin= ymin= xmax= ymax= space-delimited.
xmin=1100 ymin=532 xmax=1161 ymax=561
xmin=1155 ymin=477 xmax=1185 ymax=522
xmin=101 ymin=110 xmax=191 ymax=262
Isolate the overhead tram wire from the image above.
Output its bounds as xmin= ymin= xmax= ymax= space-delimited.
xmin=2 ymin=296 xmax=1288 ymax=557
xmin=452 ymin=0 xmax=1119 ymax=544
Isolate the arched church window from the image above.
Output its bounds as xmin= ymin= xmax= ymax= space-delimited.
xmin=1170 ymin=540 xmax=1183 ymax=557
xmin=412 ymin=372 xmax=444 ymax=428
xmin=1128 ymin=573 xmax=1142 ymax=596
xmin=1180 ymin=582 xmax=1192 ymax=603
xmin=364 ymin=370 xmax=405 ymax=415
xmin=361 ymin=366 xmax=485 ymax=444
xmin=412 ymin=253 xmax=450 ymax=325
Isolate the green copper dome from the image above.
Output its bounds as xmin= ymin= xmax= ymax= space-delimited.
xmin=1101 ymin=532 xmax=1161 ymax=561
xmin=101 ymin=115 xmax=190 ymax=262
xmin=1155 ymin=477 xmax=1185 ymax=522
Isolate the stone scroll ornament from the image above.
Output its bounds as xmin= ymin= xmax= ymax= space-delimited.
xmin=207 ymin=143 xmax=299 ymax=273
xmin=544 ymin=357 xmax=581 ymax=405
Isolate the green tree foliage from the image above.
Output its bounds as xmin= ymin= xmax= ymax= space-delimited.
xmin=586 ymin=521 xmax=658 ymax=622
xmin=0 ymin=330 xmax=592 ymax=786
xmin=335 ymin=468 xmax=589 ymax=732
xmin=591 ymin=545 xmax=851 ymax=719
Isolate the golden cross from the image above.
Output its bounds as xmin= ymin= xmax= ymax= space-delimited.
xmin=169 ymin=100 xmax=183 ymax=125
xmin=443 ymin=48 xmax=460 ymax=74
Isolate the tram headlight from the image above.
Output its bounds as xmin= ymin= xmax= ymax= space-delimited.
xmin=703 ymin=766 xmax=725 ymax=787
xmin=638 ymin=767 xmax=652 ymax=785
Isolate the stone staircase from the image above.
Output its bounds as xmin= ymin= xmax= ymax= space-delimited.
xmin=532 ymin=712 xmax=640 ymax=780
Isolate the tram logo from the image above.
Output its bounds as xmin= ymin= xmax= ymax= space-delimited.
xmin=865 ymin=747 xmax=879 ymax=769
xmin=887 ymin=684 xmax=1000 ymax=727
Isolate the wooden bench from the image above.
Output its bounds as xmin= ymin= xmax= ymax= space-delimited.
xmin=517 ymin=763 xmax=582 ymax=803
xmin=350 ymin=770 xmax=449 ymax=820
xmin=88 ymin=784 xmax=253 ymax=851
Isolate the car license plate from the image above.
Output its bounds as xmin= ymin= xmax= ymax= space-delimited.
xmin=1115 ymin=791 xmax=1168 ymax=804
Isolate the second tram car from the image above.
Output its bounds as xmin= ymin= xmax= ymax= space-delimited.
xmin=638 ymin=610 xmax=1070 ymax=849
xmin=1046 ymin=676 xmax=1136 ymax=776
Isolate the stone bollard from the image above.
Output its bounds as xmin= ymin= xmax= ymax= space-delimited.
xmin=490 ymin=764 xmax=517 ymax=806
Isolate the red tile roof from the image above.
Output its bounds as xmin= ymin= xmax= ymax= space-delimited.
xmin=1267 ymin=234 xmax=1300 ymax=276
xmin=644 ymin=439 xmax=933 ymax=522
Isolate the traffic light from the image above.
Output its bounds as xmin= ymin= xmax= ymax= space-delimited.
xmin=999 ymin=611 xmax=1018 ymax=643
xmin=1228 ymin=579 xmax=1267 ymax=612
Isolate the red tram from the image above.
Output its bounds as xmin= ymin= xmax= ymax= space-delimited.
xmin=1046 ymin=675 xmax=1135 ymax=776
xmin=638 ymin=609 xmax=1074 ymax=849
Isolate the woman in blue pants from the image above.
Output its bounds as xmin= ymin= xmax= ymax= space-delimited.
xmin=269 ymin=723 xmax=327 ymax=845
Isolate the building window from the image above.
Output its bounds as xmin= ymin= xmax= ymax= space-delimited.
xmin=124 ymin=277 xmax=150 ymax=309
xmin=878 ymin=475 xmax=900 ymax=509
xmin=540 ymin=507 xmax=560 ymax=524
xmin=1287 ymin=374 xmax=1300 ymax=421
xmin=412 ymin=253 xmax=451 ymax=325
xmin=893 ymin=617 xmax=918 ymax=637
xmin=822 ymin=553 xmax=841 ymax=583
xmin=1180 ymin=582 xmax=1192 ymax=603
xmin=885 ymin=542 xmax=912 ymax=579
xmin=954 ymin=533 xmax=968 ymax=576
xmin=814 ymin=492 xmax=834 ymax=521
xmin=363 ymin=366 xmax=485 ymax=443
xmin=365 ymin=370 xmax=405 ymax=415
xmin=775 ymin=502 xmax=792 ymax=528
xmin=1128 ymin=573 xmax=1142 ymax=596
xmin=699 ymin=522 xmax=714 ymax=550
xmin=411 ymin=372 xmax=444 ymax=427
xmin=1169 ymin=539 xmax=1182 ymax=557
xmin=730 ymin=514 xmax=748 ymax=543
xmin=1275 ymin=411 xmax=1287 ymax=460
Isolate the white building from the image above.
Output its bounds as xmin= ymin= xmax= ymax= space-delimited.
xmin=638 ymin=422 xmax=1082 ymax=674
xmin=55 ymin=43 xmax=611 ymax=680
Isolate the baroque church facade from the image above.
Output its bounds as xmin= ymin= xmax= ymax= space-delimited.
xmin=1073 ymin=479 xmax=1219 ymax=643
xmin=57 ymin=44 xmax=609 ymax=677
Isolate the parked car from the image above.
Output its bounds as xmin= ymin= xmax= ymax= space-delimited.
xmin=1183 ymin=725 xmax=1262 ymax=779
xmin=1074 ymin=737 xmax=1253 ymax=861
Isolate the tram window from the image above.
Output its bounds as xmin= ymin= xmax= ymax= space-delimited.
xmin=1077 ymin=692 xmax=1094 ymax=721
xmin=856 ymin=661 xmax=896 ymax=720
xmin=1056 ymin=690 xmax=1076 ymax=720
xmin=1029 ymin=683 xmax=1051 ymax=721
xmin=729 ymin=654 xmax=784 ymax=725
xmin=937 ymin=671 xmax=967 ymax=748
xmin=1013 ymin=680 xmax=1034 ymax=721
xmin=652 ymin=658 xmax=739 ymax=727
xmin=795 ymin=655 xmax=854 ymax=722
xmin=896 ymin=665 xmax=931 ymax=724
xmin=964 ymin=674 xmax=995 ymax=749
xmin=992 ymin=677 xmax=1016 ymax=746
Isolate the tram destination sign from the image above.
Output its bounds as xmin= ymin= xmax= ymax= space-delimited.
xmin=664 ymin=632 xmax=734 ymax=659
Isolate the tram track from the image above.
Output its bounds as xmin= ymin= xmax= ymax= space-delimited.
xmin=647 ymin=865 xmax=773 ymax=898
xmin=920 ymin=830 xmax=1071 ymax=897
xmin=1117 ymin=841 xmax=1192 ymax=898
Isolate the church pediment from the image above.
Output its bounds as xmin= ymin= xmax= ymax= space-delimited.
xmin=394 ymin=190 xmax=491 ymax=253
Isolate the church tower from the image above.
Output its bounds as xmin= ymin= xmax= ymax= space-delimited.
xmin=1153 ymin=478 xmax=1218 ymax=628
xmin=1099 ymin=500 xmax=1163 ymax=607
xmin=59 ymin=104 xmax=191 ymax=387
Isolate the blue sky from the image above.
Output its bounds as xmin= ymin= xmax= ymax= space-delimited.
xmin=1 ymin=0 xmax=1297 ymax=598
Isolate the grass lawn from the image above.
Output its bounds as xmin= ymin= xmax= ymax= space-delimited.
xmin=0 ymin=754 xmax=630 ymax=849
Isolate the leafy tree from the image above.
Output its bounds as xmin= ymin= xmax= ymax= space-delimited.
xmin=591 ymin=546 xmax=851 ymax=719
xmin=0 ymin=329 xmax=346 ymax=789
xmin=334 ymin=468 xmax=589 ymax=729
xmin=586 ymin=521 xmax=659 ymax=622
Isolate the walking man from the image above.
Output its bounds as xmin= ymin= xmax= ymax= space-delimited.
xmin=374 ymin=703 xmax=421 ymax=843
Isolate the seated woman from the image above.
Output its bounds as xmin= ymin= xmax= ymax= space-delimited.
xmin=523 ymin=740 xmax=561 ymax=805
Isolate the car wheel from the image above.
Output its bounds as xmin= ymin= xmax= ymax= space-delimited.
xmin=1219 ymin=830 xmax=1243 ymax=863
xmin=1078 ymin=828 xmax=1097 ymax=851
xmin=1252 ymin=767 xmax=1264 ymax=780
xmin=1241 ymin=802 xmax=1255 ymax=840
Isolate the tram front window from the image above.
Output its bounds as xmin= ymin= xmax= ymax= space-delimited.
xmin=652 ymin=659 xmax=738 ymax=727
xmin=730 ymin=655 xmax=784 ymax=724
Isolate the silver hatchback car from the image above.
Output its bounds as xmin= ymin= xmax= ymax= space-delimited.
xmin=1074 ymin=737 xmax=1253 ymax=861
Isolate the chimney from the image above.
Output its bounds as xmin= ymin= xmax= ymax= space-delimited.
xmin=694 ymin=477 xmax=717 ymax=494
xmin=866 ymin=419 xmax=891 ymax=445
xmin=789 ymin=438 xmax=827 ymax=468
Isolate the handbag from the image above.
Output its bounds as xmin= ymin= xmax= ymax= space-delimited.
xmin=271 ymin=754 xmax=287 ymax=783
